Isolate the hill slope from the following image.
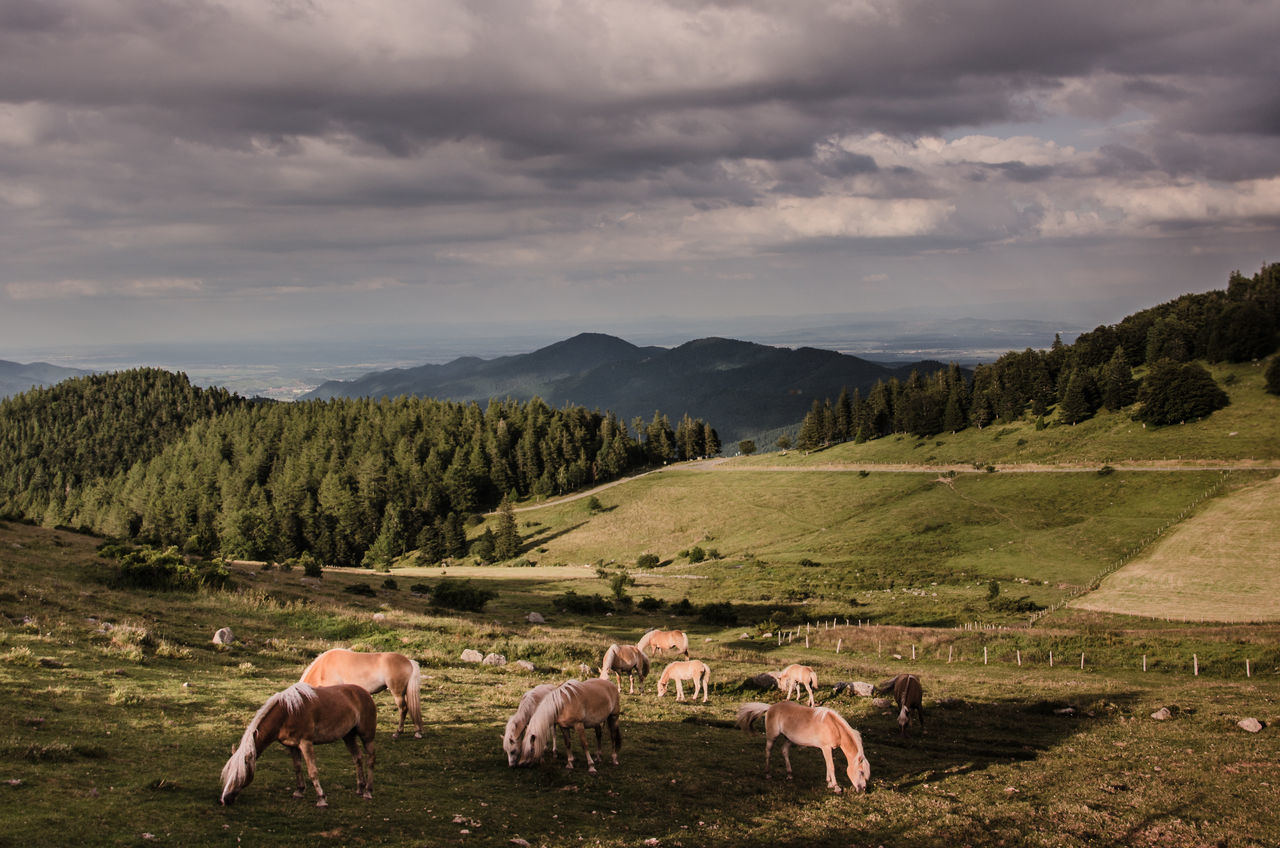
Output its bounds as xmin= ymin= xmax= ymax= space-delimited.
xmin=0 ymin=359 xmax=91 ymax=399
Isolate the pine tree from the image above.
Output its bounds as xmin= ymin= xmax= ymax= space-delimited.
xmin=1100 ymin=347 xmax=1138 ymax=411
xmin=494 ymin=495 xmax=520 ymax=560
xmin=1058 ymin=368 xmax=1099 ymax=425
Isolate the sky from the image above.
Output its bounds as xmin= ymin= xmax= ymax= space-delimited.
xmin=1 ymin=0 xmax=1278 ymax=354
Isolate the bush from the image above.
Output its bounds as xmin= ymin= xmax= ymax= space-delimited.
xmin=102 ymin=545 xmax=231 ymax=591
xmin=697 ymin=601 xmax=739 ymax=625
xmin=554 ymin=590 xmax=613 ymax=615
xmin=382 ymin=577 xmax=398 ymax=590
xmin=637 ymin=596 xmax=666 ymax=611
xmin=1266 ymin=356 xmax=1280 ymax=396
xmin=799 ymin=558 xmax=821 ymax=568
xmin=282 ymin=551 xmax=323 ymax=579
xmin=409 ymin=583 xmax=431 ymax=594
xmin=687 ymin=546 xmax=706 ymax=563
xmin=343 ymin=582 xmax=377 ymax=597
xmin=636 ymin=553 xmax=660 ymax=569
xmin=429 ymin=578 xmax=496 ymax=612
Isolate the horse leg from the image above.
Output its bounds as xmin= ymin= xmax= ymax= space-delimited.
xmin=576 ymin=724 xmax=597 ymax=774
xmin=289 ymin=746 xmax=307 ymax=798
xmin=780 ymin=739 xmax=794 ymax=781
xmin=806 ymin=682 xmax=814 ymax=707
xmin=298 ymin=740 xmax=327 ymax=807
xmin=343 ymin=732 xmax=368 ymax=798
xmin=628 ymin=673 xmax=635 ymax=695
xmin=361 ymin=733 xmax=376 ymax=799
xmin=391 ymin=688 xmax=408 ymax=739
xmin=676 ymin=679 xmax=685 ymax=701
xmin=821 ymin=746 xmax=842 ymax=794
xmin=764 ymin=731 xmax=775 ymax=779
xmin=560 ymin=726 xmax=575 ymax=769
xmin=608 ymin=714 xmax=620 ymax=765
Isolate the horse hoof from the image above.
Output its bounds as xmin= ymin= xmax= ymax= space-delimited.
xmin=362 ymin=792 xmax=373 ymax=800
xmin=316 ymin=799 xmax=328 ymax=808
xmin=292 ymin=791 xmax=305 ymax=799
xmin=414 ymin=732 xmax=423 ymax=739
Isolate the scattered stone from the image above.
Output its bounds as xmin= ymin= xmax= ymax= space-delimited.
xmin=526 ymin=611 xmax=546 ymax=624
xmin=1053 ymin=707 xmax=1075 ymax=716
xmin=745 ymin=672 xmax=779 ymax=690
xmin=372 ymin=613 xmax=386 ymax=623
xmin=760 ymin=632 xmax=772 ymax=639
xmin=739 ymin=633 xmax=751 ymax=640
xmin=1238 ymin=718 xmax=1264 ymax=733
xmin=872 ymin=698 xmax=894 ymax=709
xmin=460 ymin=649 xmax=484 ymax=663
xmin=482 ymin=653 xmax=507 ymax=666
xmin=1150 ymin=707 xmax=1173 ymax=721
xmin=212 ymin=627 xmax=234 ymax=646
xmin=513 ymin=660 xmax=536 ymax=672
xmin=852 ymin=681 xmax=874 ymax=697
xmin=510 ymin=839 xmax=532 ymax=847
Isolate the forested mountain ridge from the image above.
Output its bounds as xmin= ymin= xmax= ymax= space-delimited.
xmin=304 ymin=331 xmax=945 ymax=443
xmin=791 ymin=263 xmax=1280 ymax=447
xmin=0 ymin=375 xmax=713 ymax=566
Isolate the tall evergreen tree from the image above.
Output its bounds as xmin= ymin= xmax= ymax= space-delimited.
xmin=494 ymin=495 xmax=520 ymax=560
xmin=1100 ymin=347 xmax=1139 ymax=411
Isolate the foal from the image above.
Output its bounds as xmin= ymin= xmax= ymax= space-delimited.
xmin=656 ymin=660 xmax=711 ymax=703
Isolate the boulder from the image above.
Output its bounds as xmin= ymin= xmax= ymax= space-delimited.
xmin=460 ymin=648 xmax=484 ymax=663
xmin=1150 ymin=707 xmax=1173 ymax=721
xmin=1237 ymin=717 xmax=1264 ymax=733
xmin=851 ymin=681 xmax=875 ymax=697
xmin=526 ymin=612 xmax=546 ymax=624
xmin=746 ymin=672 xmax=780 ymax=690
xmin=212 ymin=627 xmax=234 ymax=645
xmin=513 ymin=660 xmax=536 ymax=672
xmin=872 ymin=697 xmax=894 ymax=709
xmin=482 ymin=653 xmax=507 ymax=666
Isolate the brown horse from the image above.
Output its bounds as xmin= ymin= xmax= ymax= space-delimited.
xmin=777 ymin=664 xmax=817 ymax=707
xmin=220 ymin=683 xmax=376 ymax=807
xmin=736 ymin=700 xmax=870 ymax=794
xmin=502 ymin=682 xmax=559 ymax=766
xmin=518 ymin=678 xmax=621 ymax=773
xmin=300 ymin=648 xmax=422 ymax=739
xmin=874 ymin=673 xmax=924 ymax=737
xmin=656 ymin=660 xmax=711 ymax=703
xmin=636 ymin=628 xmax=689 ymax=657
xmin=600 ymin=643 xmax=650 ymax=694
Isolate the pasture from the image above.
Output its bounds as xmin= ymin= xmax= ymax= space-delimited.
xmin=3 ymin=520 xmax=1279 ymax=848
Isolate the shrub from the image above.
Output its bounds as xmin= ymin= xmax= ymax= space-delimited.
xmin=637 ymin=596 xmax=666 ymax=611
xmin=799 ymin=558 xmax=821 ymax=568
xmin=585 ymin=496 xmax=603 ymax=512
xmin=636 ymin=553 xmax=660 ymax=569
xmin=102 ymin=545 xmax=231 ymax=591
xmin=429 ymin=578 xmax=496 ymax=612
xmin=687 ymin=546 xmax=706 ymax=563
xmin=409 ymin=583 xmax=431 ymax=595
xmin=382 ymin=577 xmax=398 ymax=590
xmin=554 ymin=590 xmax=613 ymax=615
xmin=1135 ymin=360 xmax=1229 ymax=425
xmin=697 ymin=601 xmax=739 ymax=625
xmin=343 ymin=582 xmax=377 ymax=597
xmin=1266 ymin=356 xmax=1280 ymax=396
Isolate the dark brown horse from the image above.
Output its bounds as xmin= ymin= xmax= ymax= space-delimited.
xmin=220 ymin=683 xmax=376 ymax=807
xmin=874 ymin=674 xmax=924 ymax=737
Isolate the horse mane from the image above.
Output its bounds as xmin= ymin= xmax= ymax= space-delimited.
xmin=220 ymin=683 xmax=317 ymax=798
xmin=874 ymin=674 xmax=901 ymax=695
xmin=504 ymin=682 xmax=556 ymax=758
xmin=521 ymin=680 xmax=579 ymax=762
xmin=600 ymin=644 xmax=619 ymax=677
xmin=815 ymin=707 xmax=870 ymax=780
xmin=299 ymin=650 xmax=331 ymax=683
xmin=635 ymin=630 xmax=657 ymax=651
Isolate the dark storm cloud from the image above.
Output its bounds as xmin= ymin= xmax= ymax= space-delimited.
xmin=0 ymin=0 xmax=1278 ymax=348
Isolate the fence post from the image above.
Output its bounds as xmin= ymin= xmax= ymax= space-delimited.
xmin=1049 ymin=650 xmax=1053 ymax=667
xmin=1080 ymin=653 xmax=1085 ymax=670
xmin=948 ymin=645 xmax=953 ymax=663
xmin=911 ymin=644 xmax=916 ymax=660
xmin=836 ymin=639 xmax=842 ymax=654
xmin=1247 ymin=659 xmax=1251 ymax=678
xmin=1143 ymin=654 xmax=1147 ymax=672
xmin=1194 ymin=654 xmax=1199 ymax=676
xmin=983 ymin=647 xmax=988 ymax=665
xmin=1016 ymin=650 xmax=1021 ymax=667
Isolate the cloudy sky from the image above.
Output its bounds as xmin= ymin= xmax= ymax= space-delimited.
xmin=2 ymin=0 xmax=1278 ymax=352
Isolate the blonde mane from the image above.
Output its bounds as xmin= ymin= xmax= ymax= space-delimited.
xmin=503 ymin=682 xmax=558 ymax=764
xmin=521 ymin=679 xmax=579 ymax=763
xmin=220 ymin=683 xmax=317 ymax=799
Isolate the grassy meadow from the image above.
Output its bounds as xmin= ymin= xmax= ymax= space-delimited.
xmin=2 ymin=358 xmax=1279 ymax=847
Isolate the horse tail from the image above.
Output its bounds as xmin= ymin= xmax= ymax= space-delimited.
xmin=873 ymin=675 xmax=899 ymax=696
xmin=406 ymin=660 xmax=422 ymax=726
xmin=635 ymin=630 xmax=656 ymax=652
xmin=677 ymin=630 xmax=689 ymax=656
xmin=701 ymin=662 xmax=711 ymax=692
xmin=638 ymin=650 xmax=650 ymax=679
xmin=735 ymin=702 xmax=771 ymax=733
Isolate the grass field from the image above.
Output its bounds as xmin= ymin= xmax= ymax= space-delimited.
xmin=3 ymin=520 xmax=1279 ymax=848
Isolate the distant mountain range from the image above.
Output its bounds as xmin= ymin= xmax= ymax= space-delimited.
xmin=302 ymin=333 xmax=951 ymax=443
xmin=0 ymin=360 xmax=92 ymax=400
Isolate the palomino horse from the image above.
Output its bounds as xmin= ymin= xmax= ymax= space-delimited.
xmin=220 ymin=682 xmax=376 ymax=807
xmin=519 ymin=678 xmax=621 ymax=774
xmin=636 ymin=628 xmax=689 ymax=657
xmin=736 ymin=700 xmax=870 ymax=794
xmin=300 ymin=648 xmax=423 ymax=739
xmin=874 ymin=673 xmax=924 ymax=737
xmin=656 ymin=660 xmax=711 ymax=703
xmin=502 ymin=682 xmax=559 ymax=766
xmin=777 ymin=664 xmax=817 ymax=707
xmin=600 ymin=643 xmax=650 ymax=694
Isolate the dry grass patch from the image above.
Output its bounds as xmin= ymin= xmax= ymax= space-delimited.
xmin=1074 ymin=473 xmax=1280 ymax=621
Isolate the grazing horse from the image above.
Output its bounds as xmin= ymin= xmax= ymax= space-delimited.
xmin=777 ymin=664 xmax=818 ymax=707
xmin=736 ymin=700 xmax=870 ymax=794
xmin=600 ymin=643 xmax=650 ymax=694
xmin=220 ymin=683 xmax=376 ymax=808
xmin=502 ymin=682 xmax=559 ymax=766
xmin=519 ymin=678 xmax=621 ymax=774
xmin=636 ymin=628 xmax=689 ymax=658
xmin=657 ymin=660 xmax=712 ymax=703
xmin=300 ymin=648 xmax=422 ymax=739
xmin=874 ymin=674 xmax=924 ymax=737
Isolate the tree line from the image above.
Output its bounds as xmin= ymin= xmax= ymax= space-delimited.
xmin=793 ymin=263 xmax=1279 ymax=447
xmin=0 ymin=379 xmax=717 ymax=566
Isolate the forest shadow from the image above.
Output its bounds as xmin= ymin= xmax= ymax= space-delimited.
xmin=520 ymin=520 xmax=588 ymax=552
